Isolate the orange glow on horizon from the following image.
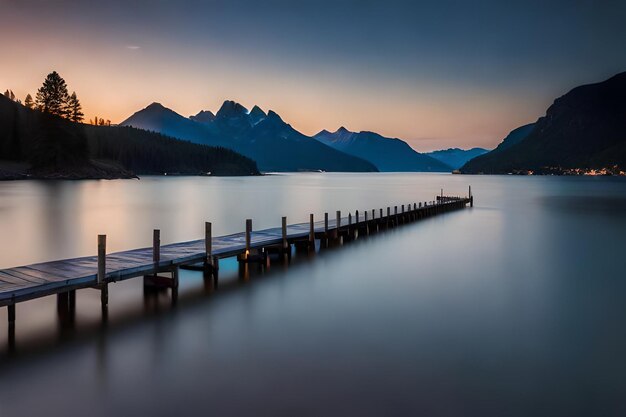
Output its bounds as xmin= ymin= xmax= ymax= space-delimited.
xmin=0 ymin=26 xmax=542 ymax=152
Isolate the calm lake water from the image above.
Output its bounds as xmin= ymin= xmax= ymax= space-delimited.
xmin=0 ymin=173 xmax=625 ymax=416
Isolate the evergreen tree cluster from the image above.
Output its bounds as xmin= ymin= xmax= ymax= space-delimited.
xmin=34 ymin=71 xmax=84 ymax=122
xmin=0 ymin=93 xmax=259 ymax=176
xmin=0 ymin=93 xmax=88 ymax=168
xmin=86 ymin=126 xmax=259 ymax=175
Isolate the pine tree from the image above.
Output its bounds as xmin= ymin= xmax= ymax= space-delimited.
xmin=35 ymin=71 xmax=70 ymax=117
xmin=67 ymin=92 xmax=84 ymax=123
xmin=24 ymin=94 xmax=34 ymax=109
xmin=3 ymin=90 xmax=9 ymax=98
xmin=9 ymin=90 xmax=15 ymax=101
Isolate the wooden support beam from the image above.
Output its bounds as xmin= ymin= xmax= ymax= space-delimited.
xmin=356 ymin=210 xmax=359 ymax=223
xmin=172 ymin=266 xmax=179 ymax=288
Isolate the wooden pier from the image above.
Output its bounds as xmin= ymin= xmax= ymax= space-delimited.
xmin=0 ymin=190 xmax=473 ymax=326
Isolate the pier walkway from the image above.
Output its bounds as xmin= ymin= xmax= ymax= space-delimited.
xmin=1 ymin=192 xmax=473 ymax=325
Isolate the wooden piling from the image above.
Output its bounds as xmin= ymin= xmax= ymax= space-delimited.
xmin=7 ymin=304 xmax=15 ymax=325
xmin=100 ymin=283 xmax=108 ymax=310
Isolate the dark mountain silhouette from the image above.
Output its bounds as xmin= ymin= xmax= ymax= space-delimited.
xmin=0 ymin=95 xmax=258 ymax=179
xmin=491 ymin=123 xmax=535 ymax=152
xmin=462 ymin=72 xmax=626 ymax=174
xmin=249 ymin=105 xmax=267 ymax=125
xmin=121 ymin=102 xmax=222 ymax=146
xmin=189 ymin=110 xmax=215 ymax=124
xmin=425 ymin=147 xmax=489 ymax=170
xmin=121 ymin=101 xmax=378 ymax=172
xmin=314 ymin=127 xmax=451 ymax=172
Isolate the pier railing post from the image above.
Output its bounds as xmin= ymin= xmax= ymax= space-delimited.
xmin=356 ymin=210 xmax=359 ymax=223
xmin=282 ymin=216 xmax=288 ymax=250
xmin=97 ymin=234 xmax=108 ymax=309
xmin=97 ymin=235 xmax=106 ymax=285
xmin=153 ymin=229 xmax=160 ymax=265
xmin=309 ymin=214 xmax=315 ymax=248
xmin=324 ymin=213 xmax=329 ymax=237
xmin=205 ymin=222 xmax=213 ymax=266
xmin=245 ymin=219 xmax=252 ymax=259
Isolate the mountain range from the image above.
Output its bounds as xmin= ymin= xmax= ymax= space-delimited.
xmin=122 ymin=102 xmax=451 ymax=172
xmin=462 ymin=72 xmax=626 ymax=174
xmin=424 ymin=148 xmax=489 ymax=170
xmin=122 ymin=102 xmax=378 ymax=172
xmin=314 ymin=127 xmax=450 ymax=172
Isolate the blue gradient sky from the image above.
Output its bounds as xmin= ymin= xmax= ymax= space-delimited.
xmin=1 ymin=0 xmax=625 ymax=150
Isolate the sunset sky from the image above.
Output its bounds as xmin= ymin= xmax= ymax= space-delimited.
xmin=2 ymin=0 xmax=625 ymax=151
